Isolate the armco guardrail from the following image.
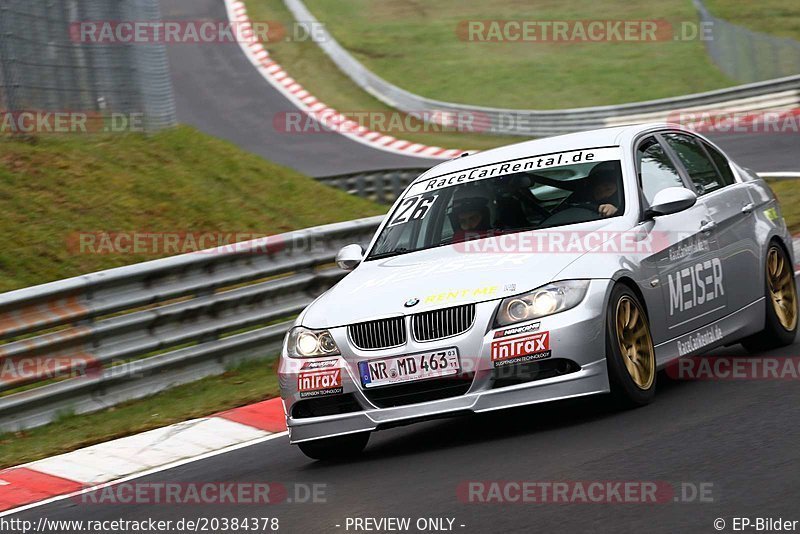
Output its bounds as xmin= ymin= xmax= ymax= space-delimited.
xmin=317 ymin=168 xmax=428 ymax=204
xmin=319 ymin=169 xmax=800 ymax=203
xmin=0 ymin=216 xmax=382 ymax=432
xmin=284 ymin=0 xmax=800 ymax=137
xmin=759 ymin=172 xmax=800 ymax=181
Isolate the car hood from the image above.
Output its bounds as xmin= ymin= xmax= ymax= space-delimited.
xmin=301 ymin=218 xmax=634 ymax=328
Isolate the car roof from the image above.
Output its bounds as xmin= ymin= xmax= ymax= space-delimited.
xmin=413 ymin=122 xmax=681 ymax=183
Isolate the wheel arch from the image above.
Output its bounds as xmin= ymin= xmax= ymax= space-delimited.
xmin=611 ymin=275 xmax=650 ymax=319
xmin=768 ymin=234 xmax=794 ymax=264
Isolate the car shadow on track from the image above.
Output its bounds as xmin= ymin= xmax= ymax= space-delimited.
xmin=296 ymin=366 xmax=711 ymax=468
xmin=292 ymin=329 xmax=800 ymax=467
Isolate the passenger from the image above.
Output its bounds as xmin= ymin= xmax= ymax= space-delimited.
xmin=452 ymin=196 xmax=492 ymax=242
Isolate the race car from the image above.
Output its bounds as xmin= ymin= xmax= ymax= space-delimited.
xmin=279 ymin=122 xmax=798 ymax=460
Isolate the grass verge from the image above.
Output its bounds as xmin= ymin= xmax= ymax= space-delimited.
xmin=0 ymin=357 xmax=280 ymax=469
xmin=704 ymin=0 xmax=800 ymax=41
xmin=248 ymin=0 xmax=734 ymax=111
xmin=0 ymin=125 xmax=384 ymax=292
xmin=769 ymin=180 xmax=800 ymax=233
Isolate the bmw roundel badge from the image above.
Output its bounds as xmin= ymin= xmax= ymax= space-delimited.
xmin=404 ymin=298 xmax=420 ymax=308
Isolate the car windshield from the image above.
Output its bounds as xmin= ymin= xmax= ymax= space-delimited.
xmin=367 ymin=148 xmax=624 ymax=260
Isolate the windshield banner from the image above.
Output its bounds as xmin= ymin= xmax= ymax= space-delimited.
xmin=406 ymin=147 xmax=621 ymax=197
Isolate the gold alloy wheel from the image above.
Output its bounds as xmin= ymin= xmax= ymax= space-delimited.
xmin=615 ymin=296 xmax=655 ymax=390
xmin=767 ymin=246 xmax=798 ymax=331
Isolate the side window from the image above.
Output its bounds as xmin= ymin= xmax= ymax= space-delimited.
xmin=637 ymin=137 xmax=685 ymax=205
xmin=662 ymin=133 xmax=724 ymax=195
xmin=701 ymin=142 xmax=736 ymax=187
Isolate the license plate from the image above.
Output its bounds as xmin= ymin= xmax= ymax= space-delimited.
xmin=359 ymin=348 xmax=460 ymax=388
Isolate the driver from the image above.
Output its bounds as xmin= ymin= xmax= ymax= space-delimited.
xmin=451 ymin=192 xmax=493 ymax=242
xmin=533 ymin=161 xmax=622 ymax=218
xmin=586 ymin=167 xmax=620 ymax=217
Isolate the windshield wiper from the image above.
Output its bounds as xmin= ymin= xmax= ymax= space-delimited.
xmin=367 ymin=247 xmax=411 ymax=260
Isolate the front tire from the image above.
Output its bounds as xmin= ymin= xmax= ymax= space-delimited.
xmin=296 ymin=432 xmax=370 ymax=461
xmin=605 ymin=284 xmax=656 ymax=407
xmin=741 ymin=243 xmax=798 ymax=353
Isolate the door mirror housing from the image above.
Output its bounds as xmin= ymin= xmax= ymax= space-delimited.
xmin=336 ymin=244 xmax=364 ymax=271
xmin=645 ymin=187 xmax=697 ymax=218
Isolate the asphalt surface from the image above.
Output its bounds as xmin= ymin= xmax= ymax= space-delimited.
xmin=704 ymin=131 xmax=799 ymax=173
xmin=14 ymin=330 xmax=800 ymax=533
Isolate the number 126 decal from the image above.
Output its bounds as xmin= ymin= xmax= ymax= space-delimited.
xmin=388 ymin=195 xmax=438 ymax=227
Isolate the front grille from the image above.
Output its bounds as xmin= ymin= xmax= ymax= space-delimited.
xmin=363 ymin=374 xmax=475 ymax=408
xmin=412 ymin=303 xmax=476 ymax=342
xmin=348 ymin=317 xmax=406 ymax=350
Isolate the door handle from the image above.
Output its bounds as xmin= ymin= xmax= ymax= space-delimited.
xmin=700 ymin=219 xmax=717 ymax=233
xmin=742 ymin=202 xmax=754 ymax=214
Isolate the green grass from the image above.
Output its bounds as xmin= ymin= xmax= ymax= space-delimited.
xmin=248 ymin=0 xmax=735 ymax=111
xmin=0 ymin=357 xmax=281 ymax=469
xmin=769 ymin=180 xmax=800 ymax=233
xmin=704 ymin=0 xmax=800 ymax=40
xmin=0 ymin=126 xmax=384 ymax=292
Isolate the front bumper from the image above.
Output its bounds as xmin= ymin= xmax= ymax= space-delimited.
xmin=279 ymin=279 xmax=613 ymax=443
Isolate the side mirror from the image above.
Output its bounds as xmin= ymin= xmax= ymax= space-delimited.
xmin=645 ymin=187 xmax=697 ymax=218
xmin=336 ymin=244 xmax=364 ymax=271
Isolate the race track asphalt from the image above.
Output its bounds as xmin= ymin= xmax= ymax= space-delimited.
xmin=14 ymin=331 xmax=800 ymax=533
xmin=704 ymin=130 xmax=799 ymax=173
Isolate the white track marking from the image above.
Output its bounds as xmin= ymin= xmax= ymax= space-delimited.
xmin=0 ymin=431 xmax=289 ymax=517
xmin=27 ymin=417 xmax=269 ymax=485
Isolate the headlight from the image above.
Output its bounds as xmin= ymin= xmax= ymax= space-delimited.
xmin=494 ymin=280 xmax=590 ymax=327
xmin=286 ymin=327 xmax=341 ymax=358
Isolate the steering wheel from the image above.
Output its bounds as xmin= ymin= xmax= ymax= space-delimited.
xmin=540 ymin=201 xmax=601 ymax=227
xmin=556 ymin=198 xmax=599 ymax=214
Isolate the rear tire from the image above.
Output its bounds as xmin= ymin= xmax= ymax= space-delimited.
xmin=741 ymin=243 xmax=798 ymax=353
xmin=605 ymin=284 xmax=656 ymax=407
xmin=296 ymin=432 xmax=370 ymax=461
